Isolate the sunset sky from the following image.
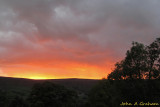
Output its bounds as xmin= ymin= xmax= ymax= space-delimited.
xmin=0 ymin=0 xmax=160 ymax=79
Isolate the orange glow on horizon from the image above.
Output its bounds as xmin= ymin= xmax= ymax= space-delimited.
xmin=0 ymin=59 xmax=115 ymax=80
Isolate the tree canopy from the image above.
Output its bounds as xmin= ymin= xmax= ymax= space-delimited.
xmin=108 ymin=38 xmax=160 ymax=80
xmin=28 ymin=82 xmax=78 ymax=107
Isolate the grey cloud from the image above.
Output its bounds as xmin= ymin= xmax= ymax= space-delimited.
xmin=0 ymin=0 xmax=160 ymax=67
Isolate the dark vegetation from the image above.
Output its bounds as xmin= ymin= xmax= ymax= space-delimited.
xmin=0 ymin=77 xmax=98 ymax=107
xmin=0 ymin=38 xmax=160 ymax=107
xmin=108 ymin=38 xmax=160 ymax=80
xmin=89 ymin=38 xmax=160 ymax=107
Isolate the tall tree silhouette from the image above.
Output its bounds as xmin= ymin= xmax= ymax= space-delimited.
xmin=108 ymin=42 xmax=147 ymax=80
xmin=108 ymin=38 xmax=160 ymax=80
xmin=123 ymin=42 xmax=147 ymax=79
xmin=146 ymin=38 xmax=160 ymax=79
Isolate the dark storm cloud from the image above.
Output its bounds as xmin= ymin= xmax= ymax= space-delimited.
xmin=0 ymin=0 xmax=160 ymax=68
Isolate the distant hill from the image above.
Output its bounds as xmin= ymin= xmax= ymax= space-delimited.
xmin=0 ymin=77 xmax=99 ymax=95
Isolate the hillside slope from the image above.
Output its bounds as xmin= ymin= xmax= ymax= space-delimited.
xmin=0 ymin=77 xmax=99 ymax=93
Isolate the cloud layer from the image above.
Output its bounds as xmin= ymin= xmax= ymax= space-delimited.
xmin=0 ymin=0 xmax=160 ymax=79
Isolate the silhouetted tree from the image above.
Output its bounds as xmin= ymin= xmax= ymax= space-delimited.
xmin=108 ymin=61 xmax=124 ymax=80
xmin=108 ymin=38 xmax=160 ymax=80
xmin=146 ymin=38 xmax=160 ymax=79
xmin=28 ymin=82 xmax=78 ymax=107
xmin=89 ymin=38 xmax=160 ymax=107
xmin=123 ymin=42 xmax=147 ymax=79
xmin=108 ymin=42 xmax=148 ymax=80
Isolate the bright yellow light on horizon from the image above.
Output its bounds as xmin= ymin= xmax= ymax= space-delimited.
xmin=27 ymin=76 xmax=49 ymax=80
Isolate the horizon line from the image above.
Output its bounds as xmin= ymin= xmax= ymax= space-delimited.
xmin=0 ymin=76 xmax=101 ymax=80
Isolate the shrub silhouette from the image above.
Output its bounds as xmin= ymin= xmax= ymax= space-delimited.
xmin=28 ymin=81 xmax=78 ymax=107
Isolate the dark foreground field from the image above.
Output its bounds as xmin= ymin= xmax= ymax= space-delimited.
xmin=0 ymin=77 xmax=160 ymax=107
xmin=0 ymin=76 xmax=99 ymax=96
xmin=0 ymin=76 xmax=100 ymax=107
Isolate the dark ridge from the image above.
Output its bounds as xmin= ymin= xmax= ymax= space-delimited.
xmin=0 ymin=76 xmax=99 ymax=93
